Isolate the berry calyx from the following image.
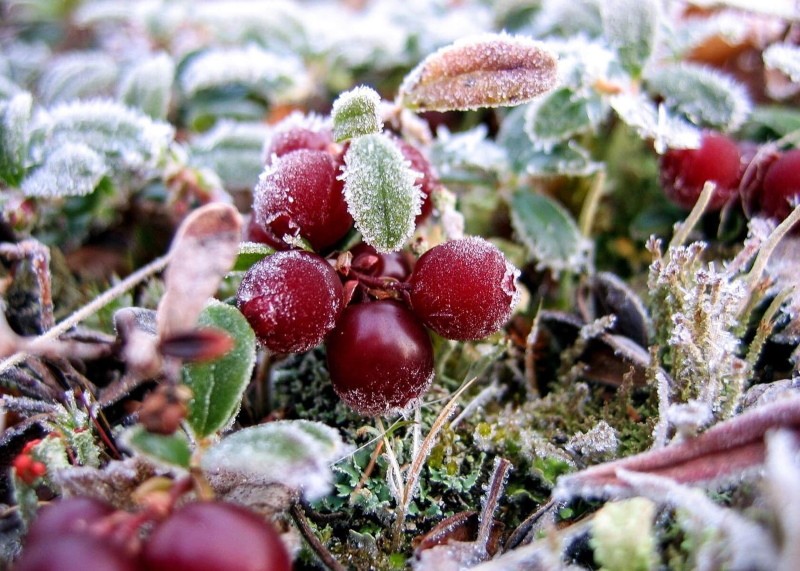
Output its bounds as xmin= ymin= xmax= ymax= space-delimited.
xmin=253 ymin=149 xmax=352 ymax=252
xmin=760 ymin=148 xmax=800 ymax=222
xmin=659 ymin=132 xmax=742 ymax=211
xmin=349 ymin=242 xmax=413 ymax=282
xmin=237 ymin=250 xmax=344 ymax=354
xmin=140 ymin=501 xmax=291 ymax=571
xmin=326 ymin=300 xmax=434 ymax=415
xmin=409 ymin=237 xmax=519 ymax=340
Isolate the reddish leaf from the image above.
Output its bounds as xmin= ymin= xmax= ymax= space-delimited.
xmin=158 ymin=327 xmax=235 ymax=362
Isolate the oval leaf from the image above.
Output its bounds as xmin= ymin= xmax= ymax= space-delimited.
xmin=118 ymin=52 xmax=175 ymax=120
xmin=331 ymin=85 xmax=383 ymax=142
xmin=510 ymin=190 xmax=590 ymax=275
xmin=21 ymin=142 xmax=107 ymax=197
xmin=0 ymin=91 xmax=32 ymax=187
xmin=125 ymin=425 xmax=192 ymax=469
xmin=182 ymin=301 xmax=256 ymax=439
xmin=232 ymin=241 xmax=274 ymax=272
xmin=201 ymin=420 xmax=351 ymax=502
xmin=601 ymin=0 xmax=660 ymax=78
xmin=398 ymin=33 xmax=558 ymax=112
xmin=341 ymin=134 xmax=420 ymax=253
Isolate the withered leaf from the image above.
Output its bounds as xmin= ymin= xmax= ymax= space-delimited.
xmin=398 ymin=33 xmax=559 ymax=112
xmin=156 ymin=203 xmax=242 ymax=338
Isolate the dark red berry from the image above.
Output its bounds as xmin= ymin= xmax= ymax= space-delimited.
xmin=237 ymin=250 xmax=344 ymax=353
xmin=409 ymin=237 xmax=519 ymax=341
xmin=25 ymin=497 xmax=115 ymax=547
xmin=760 ymin=148 xmax=800 ymax=221
xmin=140 ymin=501 xmax=290 ymax=571
xmin=15 ymin=534 xmax=139 ymax=571
xmin=659 ymin=132 xmax=742 ymax=211
xmin=263 ymin=115 xmax=333 ymax=163
xmin=253 ymin=149 xmax=353 ymax=251
xmin=326 ymin=300 xmax=434 ymax=415
xmin=349 ymin=242 xmax=413 ymax=281
xmin=395 ymin=138 xmax=440 ymax=222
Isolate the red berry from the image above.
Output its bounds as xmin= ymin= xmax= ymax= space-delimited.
xmin=409 ymin=237 xmax=519 ymax=341
xmin=326 ymin=300 xmax=434 ymax=415
xmin=349 ymin=242 xmax=413 ymax=281
xmin=253 ymin=149 xmax=353 ymax=252
xmin=659 ymin=132 xmax=742 ymax=211
xmin=263 ymin=114 xmax=333 ymax=163
xmin=395 ymin=138 xmax=440 ymax=222
xmin=141 ymin=501 xmax=290 ymax=571
xmin=237 ymin=250 xmax=344 ymax=354
xmin=24 ymin=497 xmax=116 ymax=547
xmin=15 ymin=534 xmax=139 ymax=571
xmin=760 ymin=148 xmax=800 ymax=221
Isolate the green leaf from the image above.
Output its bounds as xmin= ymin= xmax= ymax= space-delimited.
xmin=0 ymin=91 xmax=32 ymax=186
xmin=645 ymin=63 xmax=751 ymax=130
xmin=331 ymin=85 xmax=383 ymax=142
xmin=232 ymin=241 xmax=274 ymax=272
xmin=201 ymin=420 xmax=351 ymax=501
xmin=525 ymin=87 xmax=605 ymax=146
xmin=39 ymin=51 xmax=118 ymax=105
xmin=125 ymin=426 xmax=192 ymax=469
xmin=189 ymin=121 xmax=270 ymax=191
xmin=430 ymin=125 xmax=508 ymax=183
xmin=119 ymin=53 xmax=175 ymax=120
xmin=341 ymin=134 xmax=421 ymax=253
xmin=21 ymin=142 xmax=108 ymax=197
xmin=590 ymin=498 xmax=657 ymax=571
xmin=398 ymin=32 xmax=558 ymax=112
xmin=183 ymin=300 xmax=256 ymax=438
xmin=610 ymin=93 xmax=700 ymax=153
xmin=522 ymin=141 xmax=603 ymax=177
xmin=744 ymin=106 xmax=800 ymax=138
xmin=764 ymin=43 xmax=800 ymax=83
xmin=510 ymin=190 xmax=590 ymax=275
xmin=601 ymin=0 xmax=660 ymax=78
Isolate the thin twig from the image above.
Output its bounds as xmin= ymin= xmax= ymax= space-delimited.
xmin=476 ymin=457 xmax=512 ymax=553
xmin=668 ymin=180 xmax=716 ymax=251
xmin=578 ymin=170 xmax=606 ymax=238
xmin=290 ymin=503 xmax=347 ymax=571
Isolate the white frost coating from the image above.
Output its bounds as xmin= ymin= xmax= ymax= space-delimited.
xmin=261 ymin=111 xmax=330 ymax=163
xmin=22 ymin=142 xmax=107 ymax=197
xmin=331 ymin=85 xmax=383 ymax=142
xmin=118 ymin=52 xmax=175 ymax=119
xmin=180 ymin=44 xmax=309 ymax=101
xmin=341 ymin=134 xmax=421 ymax=253
xmin=610 ymin=93 xmax=700 ymax=154
xmin=764 ymin=43 xmax=800 ymax=83
xmin=39 ymin=51 xmax=118 ymax=105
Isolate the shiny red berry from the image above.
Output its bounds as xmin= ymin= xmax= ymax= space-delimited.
xmin=659 ymin=132 xmax=742 ymax=211
xmin=237 ymin=250 xmax=344 ymax=353
xmin=140 ymin=501 xmax=291 ymax=571
xmin=409 ymin=237 xmax=519 ymax=341
xmin=760 ymin=148 xmax=800 ymax=221
xmin=253 ymin=149 xmax=352 ymax=252
xmin=263 ymin=120 xmax=333 ymax=163
xmin=15 ymin=534 xmax=139 ymax=571
xmin=25 ymin=497 xmax=115 ymax=547
xmin=349 ymin=242 xmax=413 ymax=281
xmin=326 ymin=300 xmax=434 ymax=415
xmin=395 ymin=138 xmax=440 ymax=222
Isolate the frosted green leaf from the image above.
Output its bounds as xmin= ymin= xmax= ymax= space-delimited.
xmin=201 ymin=420 xmax=351 ymax=501
xmin=31 ymin=99 xmax=174 ymax=175
xmin=510 ymin=190 xmax=591 ymax=275
xmin=21 ymin=142 xmax=107 ymax=197
xmin=189 ymin=121 xmax=270 ymax=191
xmin=524 ymin=86 xmax=606 ymax=147
xmin=601 ymin=0 xmax=660 ymax=77
xmin=398 ymin=32 xmax=558 ymax=112
xmin=430 ymin=125 xmax=508 ymax=182
xmin=0 ymin=91 xmax=32 ymax=186
xmin=118 ymin=53 xmax=175 ymax=120
xmin=530 ymin=0 xmax=603 ymax=39
xmin=341 ymin=134 xmax=421 ymax=253
xmin=124 ymin=426 xmax=191 ymax=469
xmin=523 ymin=141 xmax=603 ymax=177
xmin=590 ymin=498 xmax=657 ymax=571
xmin=331 ymin=85 xmax=383 ymax=142
xmin=646 ymin=63 xmax=751 ymax=130
xmin=180 ymin=44 xmax=309 ymax=102
xmin=764 ymin=43 xmax=800 ymax=83
xmin=38 ymin=51 xmax=118 ymax=105
xmin=610 ymin=93 xmax=700 ymax=153
xmin=232 ymin=241 xmax=274 ymax=272
xmin=183 ymin=301 xmax=256 ymax=439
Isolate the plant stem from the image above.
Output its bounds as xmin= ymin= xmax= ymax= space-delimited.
xmin=668 ymin=180 xmax=716 ymax=251
xmin=578 ymin=170 xmax=606 ymax=238
xmin=476 ymin=457 xmax=512 ymax=554
xmin=290 ymin=503 xmax=347 ymax=571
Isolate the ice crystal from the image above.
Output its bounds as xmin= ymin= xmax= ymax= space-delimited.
xmin=331 ymin=85 xmax=383 ymax=143
xmin=764 ymin=43 xmax=800 ymax=87
xmin=341 ymin=134 xmax=421 ymax=253
xmin=21 ymin=142 xmax=107 ymax=197
xmin=430 ymin=125 xmax=509 ymax=179
xmin=610 ymin=93 xmax=701 ymax=153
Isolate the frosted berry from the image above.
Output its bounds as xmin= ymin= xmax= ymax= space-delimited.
xmin=409 ymin=237 xmax=519 ymax=340
xmin=760 ymin=148 xmax=800 ymax=221
xmin=659 ymin=132 xmax=742 ymax=211
xmin=326 ymin=301 xmax=434 ymax=415
xmin=25 ymin=497 xmax=115 ymax=547
xmin=238 ymin=250 xmax=344 ymax=354
xmin=14 ymin=534 xmax=139 ymax=571
xmin=253 ymin=149 xmax=352 ymax=251
xmin=395 ymin=138 xmax=440 ymax=222
xmin=349 ymin=242 xmax=413 ymax=281
xmin=263 ymin=121 xmax=333 ymax=163
xmin=140 ymin=501 xmax=291 ymax=571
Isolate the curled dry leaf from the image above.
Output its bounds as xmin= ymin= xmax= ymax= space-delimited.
xmin=553 ymin=395 xmax=800 ymax=500
xmin=398 ymin=33 xmax=559 ymax=112
xmin=156 ymin=203 xmax=242 ymax=338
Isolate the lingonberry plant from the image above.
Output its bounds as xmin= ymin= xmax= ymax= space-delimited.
xmin=0 ymin=1 xmax=799 ymax=570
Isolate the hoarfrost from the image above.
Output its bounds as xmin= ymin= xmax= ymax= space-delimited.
xmin=610 ymin=93 xmax=700 ymax=153
xmin=38 ymin=51 xmax=118 ymax=105
xmin=118 ymin=52 xmax=175 ymax=120
xmin=21 ymin=143 xmax=107 ymax=197
xmin=565 ymin=420 xmax=618 ymax=462
xmin=331 ymin=85 xmax=383 ymax=142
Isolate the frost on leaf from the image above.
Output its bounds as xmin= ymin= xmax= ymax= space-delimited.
xmin=524 ymin=86 xmax=604 ymax=148
xmin=38 ymin=51 xmax=118 ymax=105
xmin=331 ymin=85 xmax=383 ymax=142
xmin=0 ymin=91 xmax=32 ymax=186
xmin=610 ymin=93 xmax=700 ymax=154
xmin=590 ymin=498 xmax=657 ymax=571
xmin=179 ymin=44 xmax=309 ymax=102
xmin=21 ymin=142 xmax=107 ymax=197
xmin=118 ymin=53 xmax=175 ymax=120
xmin=341 ymin=133 xmax=421 ymax=253
xmin=398 ymin=32 xmax=559 ymax=112
xmin=600 ymin=0 xmax=660 ymax=77
xmin=190 ymin=121 xmax=271 ymax=191
xmin=430 ymin=125 xmax=508 ymax=181
xmin=645 ymin=63 xmax=752 ymax=130
xmin=764 ymin=44 xmax=800 ymax=83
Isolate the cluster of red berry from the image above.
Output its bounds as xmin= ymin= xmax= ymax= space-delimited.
xmin=239 ymin=116 xmax=519 ymax=415
xmin=13 ymin=497 xmax=290 ymax=571
xmin=660 ymin=132 xmax=800 ymax=223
